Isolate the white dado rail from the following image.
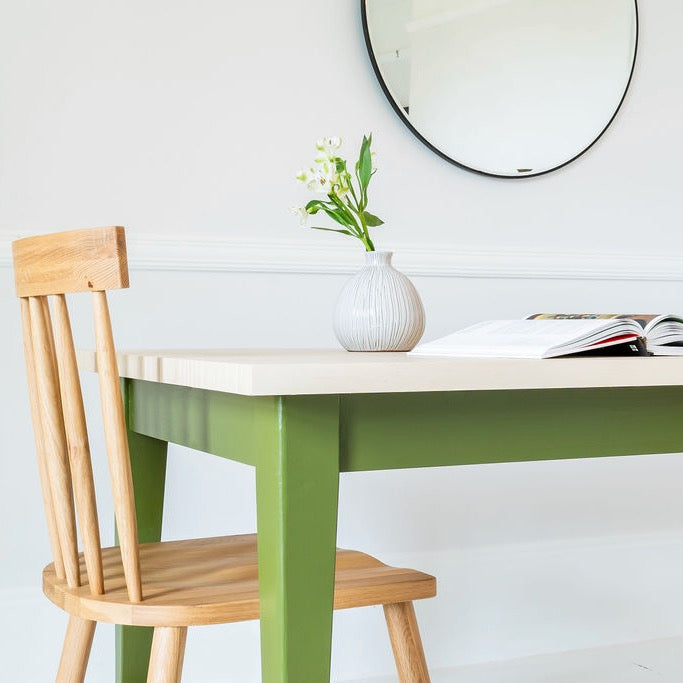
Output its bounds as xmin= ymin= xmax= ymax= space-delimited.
xmin=1 ymin=230 xmax=683 ymax=280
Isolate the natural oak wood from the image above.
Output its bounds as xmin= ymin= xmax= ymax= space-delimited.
xmin=384 ymin=602 xmax=431 ymax=683
xmin=43 ymin=534 xmax=436 ymax=627
xmin=14 ymin=226 xmax=436 ymax=682
xmin=56 ymin=616 xmax=96 ymax=683
xmin=147 ymin=627 xmax=187 ymax=683
xmin=19 ymin=297 xmax=65 ymax=579
xmin=53 ymin=294 xmax=104 ymax=595
xmin=77 ymin=348 xmax=683 ymax=397
xmin=12 ymin=226 xmax=128 ymax=297
xmin=30 ymin=295 xmax=81 ymax=588
xmin=93 ymin=290 xmax=142 ymax=603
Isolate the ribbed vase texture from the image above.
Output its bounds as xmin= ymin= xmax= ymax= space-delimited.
xmin=334 ymin=251 xmax=425 ymax=351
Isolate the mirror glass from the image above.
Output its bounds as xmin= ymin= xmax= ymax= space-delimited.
xmin=363 ymin=0 xmax=638 ymax=177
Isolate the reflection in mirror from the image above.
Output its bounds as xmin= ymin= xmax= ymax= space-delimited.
xmin=363 ymin=0 xmax=638 ymax=177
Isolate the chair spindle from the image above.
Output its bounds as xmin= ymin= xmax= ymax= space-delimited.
xmin=19 ymin=297 xmax=66 ymax=580
xmin=29 ymin=295 xmax=81 ymax=588
xmin=53 ymin=293 xmax=104 ymax=595
xmin=93 ymin=290 xmax=142 ymax=602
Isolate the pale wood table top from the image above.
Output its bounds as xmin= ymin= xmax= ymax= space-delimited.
xmin=77 ymin=349 xmax=683 ymax=396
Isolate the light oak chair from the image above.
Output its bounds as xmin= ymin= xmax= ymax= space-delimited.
xmin=13 ymin=226 xmax=436 ymax=683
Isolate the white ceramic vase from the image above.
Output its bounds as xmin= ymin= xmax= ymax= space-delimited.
xmin=333 ymin=250 xmax=425 ymax=351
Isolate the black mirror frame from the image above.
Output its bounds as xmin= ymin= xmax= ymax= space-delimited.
xmin=360 ymin=0 xmax=639 ymax=179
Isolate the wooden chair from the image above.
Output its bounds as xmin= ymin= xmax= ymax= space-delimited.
xmin=12 ymin=226 xmax=436 ymax=683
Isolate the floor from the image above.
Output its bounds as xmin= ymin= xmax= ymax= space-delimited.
xmin=6 ymin=584 xmax=683 ymax=681
xmin=342 ymin=636 xmax=683 ymax=682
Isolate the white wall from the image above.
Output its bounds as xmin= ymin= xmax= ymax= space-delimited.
xmin=2 ymin=0 xmax=683 ymax=681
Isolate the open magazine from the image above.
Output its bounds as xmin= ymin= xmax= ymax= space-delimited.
xmin=410 ymin=314 xmax=683 ymax=359
xmin=527 ymin=314 xmax=683 ymax=355
xmin=409 ymin=318 xmax=648 ymax=359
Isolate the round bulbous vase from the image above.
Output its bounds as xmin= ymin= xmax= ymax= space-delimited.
xmin=333 ymin=250 xmax=426 ymax=351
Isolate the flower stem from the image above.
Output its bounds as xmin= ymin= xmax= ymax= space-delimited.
xmin=357 ymin=211 xmax=375 ymax=252
xmin=345 ymin=192 xmax=375 ymax=252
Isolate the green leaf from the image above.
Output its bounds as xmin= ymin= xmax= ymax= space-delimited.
xmin=347 ymin=176 xmax=360 ymax=206
xmin=358 ymin=134 xmax=373 ymax=190
xmin=321 ymin=206 xmax=353 ymax=229
xmin=305 ymin=197 xmax=361 ymax=236
xmin=363 ymin=211 xmax=384 ymax=227
xmin=305 ymin=199 xmax=330 ymax=214
xmin=329 ymin=193 xmax=354 ymax=217
xmin=311 ymin=226 xmax=354 ymax=236
xmin=329 ymin=194 xmax=362 ymax=233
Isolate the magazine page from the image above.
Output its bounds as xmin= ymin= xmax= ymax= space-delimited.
xmin=526 ymin=313 xmax=683 ymax=348
xmin=410 ymin=319 xmax=641 ymax=359
xmin=526 ymin=313 xmax=662 ymax=330
xmin=643 ymin=315 xmax=683 ymax=344
xmin=649 ymin=344 xmax=683 ymax=356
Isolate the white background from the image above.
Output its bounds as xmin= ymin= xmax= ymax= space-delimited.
xmin=2 ymin=0 xmax=683 ymax=680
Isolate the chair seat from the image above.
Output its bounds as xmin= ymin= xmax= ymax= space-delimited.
xmin=43 ymin=533 xmax=436 ymax=627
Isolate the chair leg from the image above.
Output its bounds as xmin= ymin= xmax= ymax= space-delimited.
xmin=56 ymin=615 xmax=96 ymax=683
xmin=383 ymin=602 xmax=431 ymax=683
xmin=146 ymin=627 xmax=188 ymax=683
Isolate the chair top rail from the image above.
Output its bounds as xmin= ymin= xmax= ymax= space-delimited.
xmin=13 ymin=226 xmax=129 ymax=297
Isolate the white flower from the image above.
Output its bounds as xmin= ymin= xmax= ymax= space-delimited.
xmin=295 ymin=169 xmax=310 ymax=184
xmin=306 ymin=161 xmax=339 ymax=194
xmin=315 ymin=136 xmax=342 ymax=159
xmin=290 ymin=206 xmax=309 ymax=225
xmin=307 ymin=171 xmax=331 ymax=193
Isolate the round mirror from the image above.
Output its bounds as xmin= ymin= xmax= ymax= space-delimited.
xmin=362 ymin=0 xmax=638 ymax=178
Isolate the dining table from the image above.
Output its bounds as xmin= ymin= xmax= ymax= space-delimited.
xmin=78 ymin=349 xmax=683 ymax=683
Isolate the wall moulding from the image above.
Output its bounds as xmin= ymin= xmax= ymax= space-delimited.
xmin=1 ymin=230 xmax=683 ymax=281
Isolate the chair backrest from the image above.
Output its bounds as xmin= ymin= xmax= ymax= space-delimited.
xmin=13 ymin=226 xmax=143 ymax=602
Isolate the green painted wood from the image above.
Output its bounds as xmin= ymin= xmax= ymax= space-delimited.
xmin=123 ymin=381 xmax=683 ymax=474
xmin=116 ymin=379 xmax=169 ymax=683
xmin=340 ymin=387 xmax=683 ymax=471
xmin=115 ymin=626 xmax=155 ymax=683
xmin=126 ymin=379 xmax=277 ymax=467
xmin=256 ymin=395 xmax=341 ymax=683
xmin=117 ymin=379 xmax=683 ymax=681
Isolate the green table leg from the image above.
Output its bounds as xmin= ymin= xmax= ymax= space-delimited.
xmin=116 ymin=380 xmax=168 ymax=683
xmin=256 ymin=395 xmax=341 ymax=682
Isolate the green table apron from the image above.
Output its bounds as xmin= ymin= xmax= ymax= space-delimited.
xmin=117 ymin=378 xmax=683 ymax=682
